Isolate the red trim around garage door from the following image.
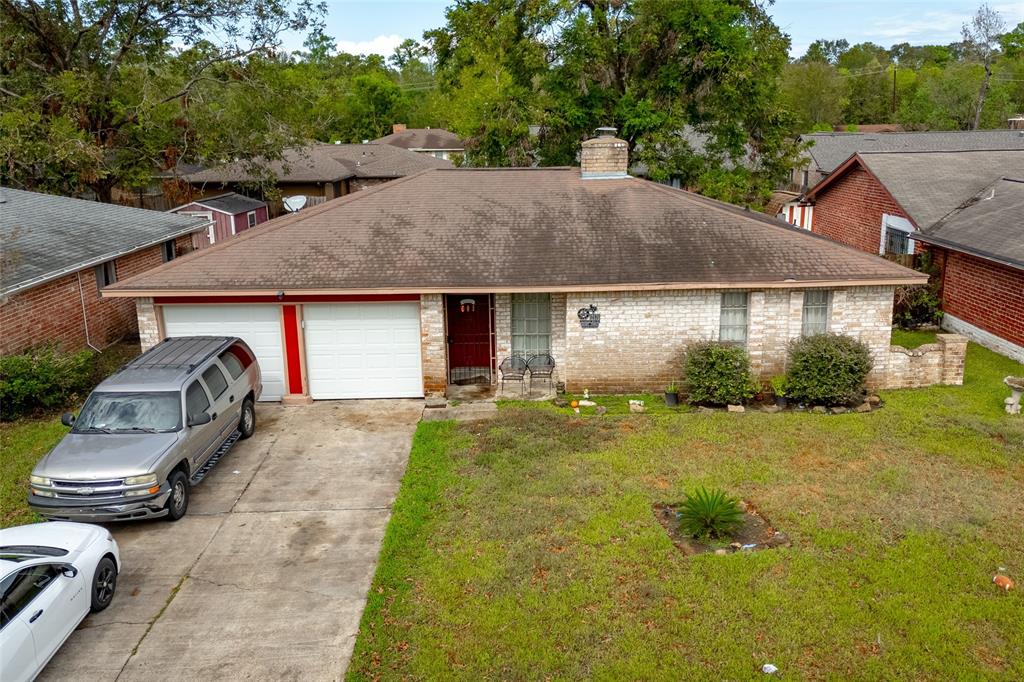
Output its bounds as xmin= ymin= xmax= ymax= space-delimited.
xmin=281 ymin=305 xmax=303 ymax=394
xmin=154 ymin=294 xmax=420 ymax=304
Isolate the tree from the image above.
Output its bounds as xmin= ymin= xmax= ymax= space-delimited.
xmin=781 ymin=61 xmax=847 ymax=130
xmin=801 ymin=38 xmax=848 ymax=65
xmin=0 ymin=0 xmax=323 ymax=201
xmin=962 ymin=3 xmax=1006 ymax=129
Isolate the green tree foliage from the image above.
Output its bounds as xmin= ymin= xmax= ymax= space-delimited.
xmin=0 ymin=0 xmax=323 ymax=201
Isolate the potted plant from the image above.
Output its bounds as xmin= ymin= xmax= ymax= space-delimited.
xmin=664 ymin=380 xmax=680 ymax=407
xmin=770 ymin=375 xmax=788 ymax=408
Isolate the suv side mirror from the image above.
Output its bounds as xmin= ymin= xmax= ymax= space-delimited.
xmin=187 ymin=412 xmax=212 ymax=427
xmin=61 ymin=412 xmax=76 ymax=427
xmin=59 ymin=564 xmax=78 ymax=578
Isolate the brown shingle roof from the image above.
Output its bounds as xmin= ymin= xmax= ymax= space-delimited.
xmin=183 ymin=143 xmax=451 ymax=185
xmin=106 ymin=168 xmax=925 ymax=295
xmin=373 ymin=128 xmax=464 ymax=151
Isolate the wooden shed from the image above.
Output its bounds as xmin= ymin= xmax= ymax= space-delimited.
xmin=170 ymin=193 xmax=269 ymax=248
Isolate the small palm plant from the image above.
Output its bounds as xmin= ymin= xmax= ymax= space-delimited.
xmin=678 ymin=487 xmax=744 ymax=539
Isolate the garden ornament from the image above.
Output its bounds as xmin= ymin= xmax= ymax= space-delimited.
xmin=1004 ymin=376 xmax=1023 ymax=415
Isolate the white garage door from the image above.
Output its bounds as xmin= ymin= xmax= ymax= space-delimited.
xmin=304 ymin=302 xmax=423 ymax=399
xmin=162 ymin=305 xmax=286 ymax=401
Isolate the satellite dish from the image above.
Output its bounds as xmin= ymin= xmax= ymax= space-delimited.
xmin=282 ymin=195 xmax=307 ymax=213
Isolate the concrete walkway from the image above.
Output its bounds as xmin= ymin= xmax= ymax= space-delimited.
xmin=39 ymin=400 xmax=423 ymax=682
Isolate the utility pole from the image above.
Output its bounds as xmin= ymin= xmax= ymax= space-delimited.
xmin=892 ymin=66 xmax=897 ymax=114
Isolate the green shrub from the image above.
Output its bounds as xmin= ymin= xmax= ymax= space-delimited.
xmin=893 ymin=252 xmax=943 ymax=329
xmin=785 ymin=333 xmax=873 ymax=406
xmin=682 ymin=342 xmax=757 ymax=406
xmin=0 ymin=346 xmax=95 ymax=421
xmin=678 ymin=487 xmax=745 ymax=539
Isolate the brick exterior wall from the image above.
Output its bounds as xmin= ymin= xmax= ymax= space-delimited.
xmin=494 ymin=293 xmax=568 ymax=386
xmin=419 ymin=294 xmax=447 ymax=395
xmin=559 ymin=286 xmax=897 ymax=393
xmin=136 ymin=297 xmax=161 ymax=351
xmin=811 ymin=166 xmax=911 ymax=254
xmin=1 ymin=235 xmax=194 ymax=355
xmin=931 ymin=247 xmax=1024 ymax=355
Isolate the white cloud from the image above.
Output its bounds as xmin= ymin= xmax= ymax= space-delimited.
xmin=335 ymin=33 xmax=407 ymax=57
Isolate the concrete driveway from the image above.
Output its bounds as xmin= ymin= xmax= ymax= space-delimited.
xmin=39 ymin=400 xmax=423 ymax=682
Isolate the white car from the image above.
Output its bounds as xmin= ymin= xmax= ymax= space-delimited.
xmin=0 ymin=522 xmax=120 ymax=682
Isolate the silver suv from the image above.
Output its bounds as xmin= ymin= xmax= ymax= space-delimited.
xmin=29 ymin=337 xmax=262 ymax=522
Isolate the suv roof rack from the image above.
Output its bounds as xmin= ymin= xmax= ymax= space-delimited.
xmin=122 ymin=337 xmax=234 ymax=375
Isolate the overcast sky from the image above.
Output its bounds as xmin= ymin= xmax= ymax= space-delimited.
xmin=287 ymin=0 xmax=1024 ymax=59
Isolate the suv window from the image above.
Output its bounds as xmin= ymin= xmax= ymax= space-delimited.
xmin=202 ymin=365 xmax=228 ymax=400
xmin=1 ymin=564 xmax=60 ymax=630
xmin=218 ymin=351 xmax=244 ymax=380
xmin=185 ymin=381 xmax=210 ymax=418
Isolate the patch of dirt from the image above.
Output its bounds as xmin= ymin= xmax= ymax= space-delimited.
xmin=652 ymin=500 xmax=791 ymax=556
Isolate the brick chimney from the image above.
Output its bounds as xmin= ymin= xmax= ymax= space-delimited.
xmin=392 ymin=123 xmax=407 ymax=134
xmin=580 ymin=127 xmax=629 ymax=179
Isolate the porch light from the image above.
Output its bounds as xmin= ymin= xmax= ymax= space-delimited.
xmin=459 ymin=298 xmax=476 ymax=313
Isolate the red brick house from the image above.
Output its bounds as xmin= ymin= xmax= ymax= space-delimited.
xmin=0 ymin=188 xmax=209 ymax=355
xmin=804 ymin=150 xmax=1024 ymax=361
xmin=169 ymin=193 xmax=269 ymax=248
xmin=103 ymin=131 xmax=938 ymax=404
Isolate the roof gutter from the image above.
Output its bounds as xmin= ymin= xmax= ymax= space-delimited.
xmin=1 ymin=219 xmax=213 ymax=298
xmin=913 ymin=233 xmax=1024 ymax=271
xmin=101 ymin=277 xmax=928 ymax=299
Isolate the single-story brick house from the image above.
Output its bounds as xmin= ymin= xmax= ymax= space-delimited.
xmin=0 ymin=188 xmax=209 ymax=355
xmin=169 ymin=192 xmax=269 ymax=248
xmin=103 ymin=132 xmax=933 ymax=404
xmin=181 ymin=142 xmax=452 ymax=216
xmin=804 ymin=150 xmax=1024 ymax=361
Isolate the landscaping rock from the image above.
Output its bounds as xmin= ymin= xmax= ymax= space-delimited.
xmin=697 ymin=406 xmax=716 ymax=414
xmin=628 ymin=400 xmax=645 ymax=414
xmin=761 ymin=404 xmax=782 ymax=414
xmin=714 ymin=548 xmax=729 ymax=556
xmin=831 ymin=406 xmax=848 ymax=415
xmin=424 ymin=394 xmax=448 ymax=409
xmin=594 ymin=406 xmax=607 ymax=416
xmin=727 ymin=404 xmax=745 ymax=413
xmin=854 ymin=402 xmax=872 ymax=413
xmin=553 ymin=398 xmax=569 ymax=407
xmin=868 ymin=395 xmax=882 ymax=406
xmin=811 ymin=406 xmax=827 ymax=414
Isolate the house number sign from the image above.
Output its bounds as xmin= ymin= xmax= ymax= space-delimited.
xmin=578 ymin=304 xmax=600 ymax=328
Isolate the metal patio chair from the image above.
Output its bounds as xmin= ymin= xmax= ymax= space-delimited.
xmin=526 ymin=354 xmax=556 ymax=394
xmin=498 ymin=356 xmax=529 ymax=396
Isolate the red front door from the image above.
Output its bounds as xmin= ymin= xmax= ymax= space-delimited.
xmin=445 ymin=294 xmax=494 ymax=384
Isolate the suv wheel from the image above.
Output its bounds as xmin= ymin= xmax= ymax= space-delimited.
xmin=238 ymin=397 xmax=256 ymax=439
xmin=90 ymin=557 xmax=117 ymax=612
xmin=163 ymin=470 xmax=189 ymax=521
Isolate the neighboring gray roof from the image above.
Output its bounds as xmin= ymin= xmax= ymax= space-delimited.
xmin=803 ymin=130 xmax=1024 ymax=174
xmin=855 ymin=150 xmax=1024 ymax=228
xmin=188 ymin=193 xmax=266 ymax=215
xmin=918 ymin=177 xmax=1024 ymax=270
xmin=106 ymin=168 xmax=924 ymax=295
xmin=183 ymin=143 xmax=451 ymax=186
xmin=373 ymin=128 xmax=464 ymax=151
xmin=0 ymin=187 xmax=208 ymax=296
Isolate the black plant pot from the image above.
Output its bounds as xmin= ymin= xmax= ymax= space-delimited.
xmin=664 ymin=392 xmax=680 ymax=407
xmin=775 ymin=396 xmax=788 ymax=408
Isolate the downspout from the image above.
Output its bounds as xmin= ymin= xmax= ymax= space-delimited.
xmin=77 ymin=271 xmax=102 ymax=352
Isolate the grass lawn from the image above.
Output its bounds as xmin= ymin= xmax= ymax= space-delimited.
xmin=350 ymin=342 xmax=1024 ymax=680
xmin=0 ymin=342 xmax=140 ymax=528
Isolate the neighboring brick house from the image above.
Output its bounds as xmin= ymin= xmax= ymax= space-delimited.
xmin=916 ymin=178 xmax=1024 ymax=361
xmin=804 ymin=150 xmax=1024 ymax=361
xmin=169 ymin=193 xmax=269 ymax=248
xmin=373 ymin=124 xmax=465 ymax=161
xmin=180 ymin=142 xmax=452 ymax=216
xmin=104 ymin=130 xmax=935 ymax=404
xmin=0 ymin=188 xmax=209 ymax=355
